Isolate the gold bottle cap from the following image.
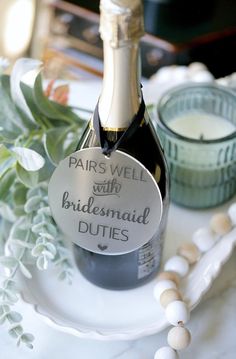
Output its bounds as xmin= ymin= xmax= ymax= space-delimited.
xmin=99 ymin=0 xmax=144 ymax=48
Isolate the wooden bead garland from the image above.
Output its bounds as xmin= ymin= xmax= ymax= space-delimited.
xmin=167 ymin=326 xmax=191 ymax=350
xmin=165 ymin=301 xmax=189 ymax=326
xmin=153 ymin=204 xmax=236 ymax=358
xmin=153 ymin=280 xmax=177 ymax=301
xmin=160 ymin=289 xmax=182 ymax=308
xmin=157 ymin=271 xmax=180 ymax=286
xmin=154 ymin=346 xmax=179 ymax=359
xmin=177 ymin=242 xmax=200 ymax=265
xmin=210 ymin=213 xmax=232 ymax=236
xmin=164 ymin=256 xmax=189 ymax=277
xmin=192 ymin=227 xmax=217 ymax=252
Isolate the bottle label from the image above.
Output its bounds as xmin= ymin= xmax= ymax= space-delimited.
xmin=137 ymin=238 xmax=161 ymax=279
xmin=48 ymin=147 xmax=163 ymax=255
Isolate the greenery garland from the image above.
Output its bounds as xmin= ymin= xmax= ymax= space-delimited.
xmin=0 ymin=58 xmax=87 ymax=348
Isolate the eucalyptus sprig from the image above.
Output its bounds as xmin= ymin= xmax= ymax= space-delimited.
xmin=0 ymin=58 xmax=87 ymax=348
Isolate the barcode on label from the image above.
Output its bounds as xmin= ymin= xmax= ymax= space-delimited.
xmin=137 ymin=240 xmax=161 ymax=279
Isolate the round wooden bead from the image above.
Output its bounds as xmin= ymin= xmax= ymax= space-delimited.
xmin=165 ymin=300 xmax=189 ymax=326
xmin=164 ymin=256 xmax=189 ymax=277
xmin=153 ymin=280 xmax=177 ymax=301
xmin=210 ymin=213 xmax=232 ymax=236
xmin=160 ymin=289 xmax=183 ymax=308
xmin=228 ymin=203 xmax=236 ymax=225
xmin=157 ymin=271 xmax=180 ymax=286
xmin=167 ymin=326 xmax=191 ymax=350
xmin=177 ymin=242 xmax=200 ymax=265
xmin=154 ymin=346 xmax=179 ymax=359
xmin=192 ymin=227 xmax=216 ymax=252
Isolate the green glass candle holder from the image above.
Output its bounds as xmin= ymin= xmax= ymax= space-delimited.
xmin=156 ymin=83 xmax=236 ymax=209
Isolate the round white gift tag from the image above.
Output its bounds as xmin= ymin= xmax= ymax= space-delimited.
xmin=48 ymin=148 xmax=163 ymax=255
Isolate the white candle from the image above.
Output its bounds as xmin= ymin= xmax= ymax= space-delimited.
xmin=168 ymin=113 xmax=236 ymax=140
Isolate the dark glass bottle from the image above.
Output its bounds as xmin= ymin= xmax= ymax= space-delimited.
xmin=73 ymin=0 xmax=169 ymax=290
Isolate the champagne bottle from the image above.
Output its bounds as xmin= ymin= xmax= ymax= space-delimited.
xmin=72 ymin=0 xmax=169 ymax=290
xmin=48 ymin=0 xmax=169 ymax=290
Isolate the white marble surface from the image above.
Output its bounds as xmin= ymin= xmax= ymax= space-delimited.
xmin=1 ymin=78 xmax=236 ymax=358
xmin=1 ymin=238 xmax=235 ymax=359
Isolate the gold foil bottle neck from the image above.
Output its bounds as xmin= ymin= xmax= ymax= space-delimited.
xmin=99 ymin=0 xmax=144 ymax=48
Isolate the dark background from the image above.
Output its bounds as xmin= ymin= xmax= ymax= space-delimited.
xmin=48 ymin=0 xmax=236 ymax=78
xmin=66 ymin=0 xmax=236 ymax=41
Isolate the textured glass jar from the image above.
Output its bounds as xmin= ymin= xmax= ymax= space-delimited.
xmin=157 ymin=83 xmax=236 ymax=208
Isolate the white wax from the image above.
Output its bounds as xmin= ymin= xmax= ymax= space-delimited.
xmin=168 ymin=113 xmax=236 ymax=140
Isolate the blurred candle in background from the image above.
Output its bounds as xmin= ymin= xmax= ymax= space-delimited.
xmin=157 ymin=84 xmax=236 ymax=209
xmin=168 ymin=113 xmax=236 ymax=140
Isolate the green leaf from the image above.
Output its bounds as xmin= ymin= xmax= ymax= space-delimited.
xmin=20 ymin=81 xmax=47 ymax=127
xmin=9 ymin=217 xmax=30 ymax=240
xmin=3 ymin=279 xmax=18 ymax=293
xmin=38 ymin=206 xmax=51 ymax=216
xmin=10 ymin=58 xmax=42 ymax=126
xmin=0 ymin=157 xmax=16 ymax=178
xmin=20 ymin=333 xmax=34 ymax=343
xmin=5 ymin=293 xmax=18 ymax=304
xmin=13 ymin=205 xmax=26 ymax=217
xmin=10 ymin=239 xmax=33 ymax=249
xmin=33 ymin=213 xmax=45 ymax=225
xmin=0 ymin=75 xmax=25 ymax=140
xmin=44 ymin=127 xmax=70 ymax=165
xmin=0 ymin=144 xmax=15 ymax=179
xmin=39 ymin=232 xmax=54 ymax=241
xmin=45 ymin=242 xmax=57 ymax=256
xmin=19 ymin=262 xmax=32 ymax=279
xmin=29 ymin=139 xmax=54 ymax=182
xmin=15 ymin=216 xmax=31 ymax=230
xmin=0 ymin=168 xmax=15 ymax=201
xmin=63 ymin=134 xmax=80 ymax=158
xmin=31 ymin=221 xmax=47 ymax=234
xmin=0 ymin=202 xmax=16 ymax=222
xmin=0 ymin=256 xmax=18 ymax=268
xmin=13 ymin=183 xmax=27 ymax=205
xmin=31 ymin=244 xmax=44 ymax=257
xmin=4 ymin=289 xmax=18 ymax=304
xmin=26 ymin=182 xmax=47 ymax=199
xmin=42 ymin=250 xmax=54 ymax=260
xmin=12 ymin=147 xmax=45 ymax=171
xmin=8 ymin=324 xmax=23 ymax=338
xmin=0 ymin=304 xmax=10 ymax=314
xmin=33 ymin=72 xmax=80 ymax=124
xmin=32 ymin=222 xmax=57 ymax=237
xmin=16 ymin=163 xmax=38 ymax=188
xmin=58 ymin=271 xmax=67 ymax=281
xmin=2 ymin=75 xmax=35 ymax=132
xmin=1 ymin=304 xmax=10 ymax=313
xmin=7 ymin=311 xmax=22 ymax=323
xmin=24 ymin=195 xmax=41 ymax=213
xmin=0 ymin=144 xmax=12 ymax=164
xmin=0 ymin=220 xmax=11 ymax=253
xmin=36 ymin=255 xmax=48 ymax=270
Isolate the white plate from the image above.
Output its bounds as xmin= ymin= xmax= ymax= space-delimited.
xmin=15 ymin=200 xmax=236 ymax=341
